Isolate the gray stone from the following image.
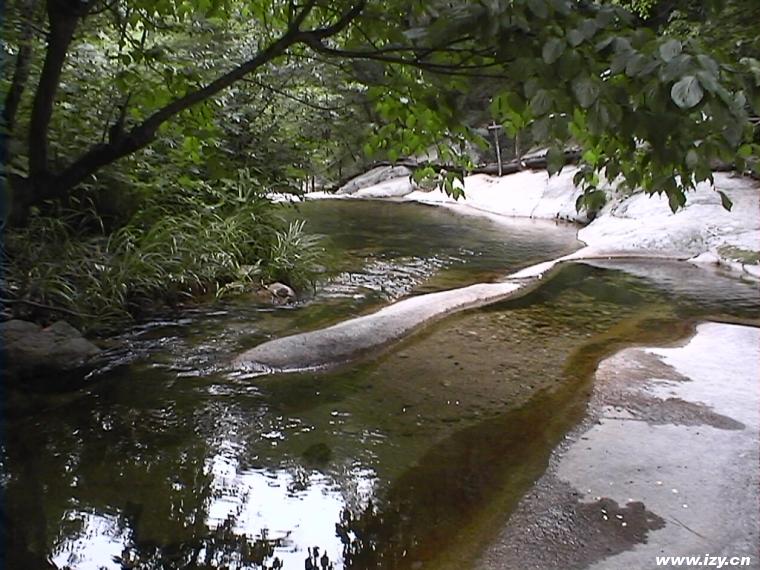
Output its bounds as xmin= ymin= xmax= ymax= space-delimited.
xmin=2 ymin=319 xmax=101 ymax=374
xmin=234 ymin=280 xmax=527 ymax=374
xmin=267 ymin=282 xmax=296 ymax=300
xmin=337 ymin=166 xmax=412 ymax=195
xmin=476 ymin=323 xmax=760 ymax=569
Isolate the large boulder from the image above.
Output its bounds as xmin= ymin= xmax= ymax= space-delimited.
xmin=2 ymin=319 xmax=101 ymax=378
xmin=337 ymin=165 xmax=413 ymax=195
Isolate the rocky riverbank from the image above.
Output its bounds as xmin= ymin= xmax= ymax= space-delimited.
xmin=324 ymin=165 xmax=760 ymax=277
xmin=238 ymin=167 xmax=759 ymax=373
xmin=476 ymin=322 xmax=760 ymax=569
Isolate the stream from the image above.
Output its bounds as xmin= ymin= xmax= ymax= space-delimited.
xmin=4 ymin=200 xmax=760 ymax=569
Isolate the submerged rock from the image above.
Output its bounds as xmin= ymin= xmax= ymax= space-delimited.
xmin=301 ymin=442 xmax=333 ymax=466
xmin=2 ymin=319 xmax=101 ymax=377
xmin=234 ymin=281 xmax=524 ymax=373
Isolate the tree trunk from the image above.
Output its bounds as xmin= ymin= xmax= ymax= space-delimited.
xmin=26 ymin=0 xmax=80 ymax=204
xmin=2 ymin=0 xmax=39 ymax=132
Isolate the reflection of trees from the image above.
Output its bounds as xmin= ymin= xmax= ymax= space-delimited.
xmin=335 ymin=501 xmax=410 ymax=569
xmin=116 ymin=517 xmax=283 ymax=569
xmin=336 ymin=502 xmax=383 ymax=568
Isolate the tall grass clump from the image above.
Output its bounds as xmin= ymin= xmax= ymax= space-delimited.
xmin=2 ymin=170 xmax=324 ymax=331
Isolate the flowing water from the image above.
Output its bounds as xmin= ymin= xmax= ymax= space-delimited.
xmin=3 ymin=201 xmax=759 ymax=570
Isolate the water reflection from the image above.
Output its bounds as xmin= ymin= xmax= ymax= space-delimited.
xmin=204 ymin=443 xmax=376 ymax=569
xmin=52 ymin=512 xmax=130 ymax=569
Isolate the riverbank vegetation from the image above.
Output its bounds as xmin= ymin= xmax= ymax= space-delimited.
xmin=2 ymin=0 xmax=758 ymax=329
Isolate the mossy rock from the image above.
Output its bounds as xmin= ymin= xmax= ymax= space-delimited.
xmin=301 ymin=442 xmax=333 ymax=466
xmin=717 ymin=245 xmax=760 ymax=265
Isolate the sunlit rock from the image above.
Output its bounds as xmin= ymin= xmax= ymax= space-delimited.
xmin=336 ymin=165 xmax=412 ymax=195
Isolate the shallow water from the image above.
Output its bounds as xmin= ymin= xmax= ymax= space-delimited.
xmin=4 ymin=202 xmax=759 ymax=569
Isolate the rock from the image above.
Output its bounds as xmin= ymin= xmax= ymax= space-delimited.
xmin=688 ymin=251 xmax=721 ymax=266
xmin=234 ymin=281 xmax=523 ymax=373
xmin=266 ymin=282 xmax=296 ymax=301
xmin=743 ymin=264 xmax=760 ymax=279
xmin=354 ymin=176 xmax=415 ymax=198
xmin=2 ymin=319 xmax=101 ymax=377
xmin=249 ymin=282 xmax=296 ymax=305
xmin=301 ymin=442 xmax=333 ymax=465
xmin=337 ymin=165 xmax=412 ymax=195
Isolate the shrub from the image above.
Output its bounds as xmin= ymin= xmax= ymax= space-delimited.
xmin=2 ymin=170 xmax=323 ymax=331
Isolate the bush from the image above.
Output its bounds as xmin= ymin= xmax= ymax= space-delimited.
xmin=2 ymin=170 xmax=324 ymax=331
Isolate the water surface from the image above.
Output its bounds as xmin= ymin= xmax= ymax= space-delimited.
xmin=4 ymin=202 xmax=759 ymax=569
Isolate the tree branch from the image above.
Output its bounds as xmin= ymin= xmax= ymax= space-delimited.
xmin=27 ymin=0 xmax=81 ymax=183
xmin=47 ymin=2 xmax=323 ymax=195
xmin=48 ymin=2 xmax=367 ymax=197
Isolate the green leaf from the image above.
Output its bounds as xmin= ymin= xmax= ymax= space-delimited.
xmin=550 ymin=0 xmax=571 ymax=16
xmin=718 ymin=190 xmax=733 ymax=211
xmin=671 ymin=76 xmax=704 ymax=109
xmin=667 ymin=191 xmax=682 ymax=213
xmin=530 ymin=89 xmax=553 ymax=115
xmin=580 ymin=19 xmax=598 ymax=40
xmin=546 ymin=147 xmax=565 ymax=175
xmin=625 ymin=53 xmax=648 ymax=77
xmin=610 ymin=51 xmax=632 ymax=75
xmin=527 ymin=0 xmax=548 ymax=19
xmin=532 ymin=117 xmax=550 ymax=140
xmin=595 ymin=35 xmax=616 ymax=52
xmin=542 ymin=37 xmax=566 ymax=64
xmin=558 ymin=50 xmax=583 ymax=80
xmin=696 ymin=54 xmax=719 ymax=76
xmin=660 ymin=54 xmax=693 ymax=82
xmin=572 ymin=77 xmax=599 ymax=109
xmin=582 ymin=148 xmax=599 ymax=166
xmin=577 ymin=190 xmax=607 ymax=213
xmin=696 ymin=70 xmax=719 ymax=94
xmin=567 ymin=29 xmax=585 ymax=47
xmin=658 ymin=39 xmax=682 ymax=62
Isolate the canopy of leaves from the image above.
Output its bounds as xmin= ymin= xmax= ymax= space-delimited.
xmin=2 ymin=0 xmax=757 ymax=218
xmin=1 ymin=0 xmax=758 ymax=323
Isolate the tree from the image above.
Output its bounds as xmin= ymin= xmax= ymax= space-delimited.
xmin=2 ymin=0 xmax=757 ymax=224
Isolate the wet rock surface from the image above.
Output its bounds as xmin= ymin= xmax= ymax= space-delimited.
xmin=476 ymin=322 xmax=760 ymax=570
xmin=233 ymin=281 xmax=524 ymax=373
xmin=478 ymin=476 xmax=666 ymax=570
xmin=2 ymin=319 xmax=101 ymax=378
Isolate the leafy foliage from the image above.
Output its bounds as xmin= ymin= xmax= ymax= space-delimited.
xmin=352 ymin=1 xmax=758 ymax=211
xmin=2 ymin=170 xmax=323 ymax=330
xmin=4 ymin=0 xmax=757 ymax=219
xmin=2 ymin=0 xmax=758 ymax=325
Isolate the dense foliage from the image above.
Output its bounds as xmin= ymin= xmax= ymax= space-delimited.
xmin=3 ymin=169 xmax=323 ymax=329
xmin=1 ymin=0 xmax=758 ymax=326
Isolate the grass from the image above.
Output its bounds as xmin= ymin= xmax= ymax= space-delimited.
xmin=2 ymin=172 xmax=324 ymax=331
